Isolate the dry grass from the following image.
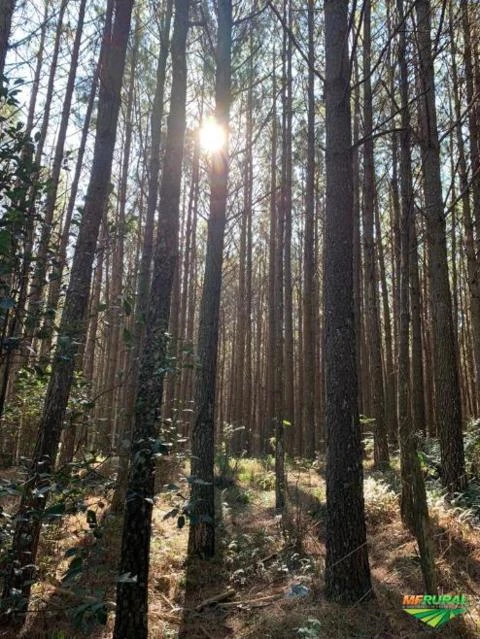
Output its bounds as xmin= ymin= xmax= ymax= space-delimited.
xmin=1 ymin=460 xmax=479 ymax=638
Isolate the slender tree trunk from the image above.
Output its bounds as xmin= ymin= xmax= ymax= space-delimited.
xmin=352 ymin=64 xmax=363 ymax=426
xmin=83 ymin=226 xmax=106 ymax=386
xmin=179 ymin=135 xmax=200 ymax=432
xmin=39 ymin=9 xmax=107 ymax=363
xmin=188 ymin=0 xmax=232 ymax=557
xmin=266 ymin=53 xmax=277 ymax=456
xmin=391 ymin=133 xmax=402 ymax=442
xmin=0 ymin=0 xmax=15 ymax=79
xmin=244 ymin=49 xmax=253 ymax=453
xmin=461 ymin=0 xmax=480 ymax=260
xmin=25 ymin=0 xmax=69 ymax=343
xmin=34 ymin=0 xmax=88 ymax=364
xmin=362 ymin=0 xmax=389 ymax=468
xmin=415 ymin=0 xmax=466 ymax=493
xmin=232 ymin=169 xmax=248 ymax=452
xmin=282 ymin=0 xmax=294 ymax=458
xmin=396 ymin=0 xmax=436 ymax=592
xmin=375 ymin=203 xmax=397 ymax=442
xmin=0 ymin=0 xmax=135 ymax=622
xmin=451 ymin=3 xmax=480 ymax=417
xmin=111 ymin=0 xmax=173 ymax=512
xmin=275 ymin=68 xmax=285 ymax=508
xmin=323 ymin=0 xmax=373 ymax=604
xmin=103 ymin=12 xmax=140 ymax=453
xmin=410 ymin=212 xmax=426 ymax=436
xmin=113 ymin=2 xmax=189 ymax=635
xmin=302 ymin=0 xmax=316 ymax=458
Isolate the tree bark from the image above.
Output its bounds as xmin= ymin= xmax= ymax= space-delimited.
xmin=0 ymin=0 xmax=15 ymax=80
xmin=303 ymin=0 xmax=316 ymax=458
xmin=111 ymin=0 xmax=173 ymax=512
xmin=38 ymin=3 xmax=108 ymax=364
xmin=415 ymin=0 xmax=466 ymax=493
xmin=188 ymin=0 xmax=232 ymax=558
xmin=362 ymin=0 xmax=389 ymax=468
xmin=113 ymin=2 xmax=190 ymax=635
xmin=0 ymin=0 xmax=135 ymax=622
xmin=34 ymin=0 xmax=88 ymax=365
xmin=323 ymin=0 xmax=373 ymax=604
xmin=396 ymin=0 xmax=436 ymax=593
xmin=452 ymin=1 xmax=480 ymax=416
xmin=24 ymin=0 xmax=69 ymax=344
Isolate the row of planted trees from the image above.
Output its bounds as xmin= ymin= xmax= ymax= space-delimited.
xmin=0 ymin=0 xmax=479 ymax=635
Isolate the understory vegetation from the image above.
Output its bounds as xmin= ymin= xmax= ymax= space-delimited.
xmin=1 ymin=433 xmax=480 ymax=638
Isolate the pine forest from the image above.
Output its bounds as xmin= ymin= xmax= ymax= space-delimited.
xmin=1 ymin=0 xmax=480 ymax=637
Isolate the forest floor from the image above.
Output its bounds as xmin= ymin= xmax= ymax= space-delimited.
xmin=1 ymin=456 xmax=480 ymax=639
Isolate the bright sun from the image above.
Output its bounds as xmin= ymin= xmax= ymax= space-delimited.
xmin=199 ymin=117 xmax=226 ymax=153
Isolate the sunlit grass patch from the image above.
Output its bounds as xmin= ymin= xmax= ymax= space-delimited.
xmin=363 ymin=475 xmax=398 ymax=526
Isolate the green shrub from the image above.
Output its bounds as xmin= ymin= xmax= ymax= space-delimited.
xmin=465 ymin=419 xmax=480 ymax=479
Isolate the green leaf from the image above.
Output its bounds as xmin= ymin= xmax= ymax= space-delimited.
xmin=62 ymin=556 xmax=83 ymax=583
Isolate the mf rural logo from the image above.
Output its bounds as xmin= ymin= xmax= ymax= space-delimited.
xmin=402 ymin=594 xmax=468 ymax=628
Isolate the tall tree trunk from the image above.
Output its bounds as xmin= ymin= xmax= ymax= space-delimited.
xmin=113 ymin=1 xmax=189 ymax=635
xmin=303 ymin=0 xmax=316 ymax=458
xmin=266 ymin=52 xmax=277 ymax=456
xmin=111 ymin=0 xmax=173 ymax=512
xmin=390 ymin=131 xmax=402 ymax=442
xmin=461 ymin=0 xmax=480 ymax=261
xmin=375 ymin=203 xmax=397 ymax=442
xmin=83 ymin=225 xmax=106 ymax=385
xmin=0 ymin=0 xmax=15 ymax=79
xmin=352 ymin=63 xmax=363 ymax=426
xmin=415 ymin=0 xmax=466 ymax=493
xmin=409 ymin=209 xmax=426 ymax=436
xmin=451 ymin=2 xmax=480 ymax=416
xmin=396 ymin=0 xmax=436 ymax=593
xmin=275 ymin=77 xmax=285 ymax=509
xmin=188 ymin=0 xmax=232 ymax=557
xmin=34 ymin=0 xmax=88 ymax=365
xmin=0 ymin=0 xmax=135 ymax=622
xmin=38 ymin=6 xmax=108 ymax=363
xmin=362 ymin=0 xmax=389 ymax=468
xmin=323 ymin=0 xmax=372 ymax=604
xmin=102 ymin=11 xmax=140 ymax=453
xmin=282 ymin=0 xmax=294 ymax=458
xmin=25 ymin=0 xmax=69 ymax=344
xmin=244 ymin=48 xmax=253 ymax=454
xmin=178 ymin=134 xmax=200 ymax=431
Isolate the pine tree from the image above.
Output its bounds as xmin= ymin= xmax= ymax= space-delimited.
xmin=323 ymin=0 xmax=373 ymax=603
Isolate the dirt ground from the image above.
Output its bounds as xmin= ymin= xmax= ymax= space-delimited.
xmin=1 ymin=459 xmax=479 ymax=639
